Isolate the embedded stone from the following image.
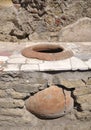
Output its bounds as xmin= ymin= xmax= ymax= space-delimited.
xmin=59 ymin=17 xmax=91 ymax=42
xmin=0 ymin=98 xmax=24 ymax=108
xmin=25 ymin=85 xmax=73 ymax=119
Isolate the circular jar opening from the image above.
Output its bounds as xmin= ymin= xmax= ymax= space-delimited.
xmin=21 ymin=44 xmax=73 ymax=61
xmin=33 ymin=45 xmax=64 ymax=53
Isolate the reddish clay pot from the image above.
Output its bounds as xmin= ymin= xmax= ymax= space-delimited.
xmin=25 ymin=85 xmax=73 ymax=119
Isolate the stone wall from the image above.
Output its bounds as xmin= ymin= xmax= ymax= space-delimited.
xmin=0 ymin=71 xmax=91 ymax=129
xmin=0 ymin=0 xmax=91 ymax=42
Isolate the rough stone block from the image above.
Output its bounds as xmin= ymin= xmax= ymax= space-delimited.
xmin=0 ymin=82 xmax=11 ymax=90
xmin=59 ymin=17 xmax=91 ymax=42
xmin=75 ymin=111 xmax=91 ymax=120
xmin=77 ymin=94 xmax=91 ymax=104
xmin=0 ymin=98 xmax=24 ymax=108
xmin=86 ymin=77 xmax=91 ymax=85
xmin=74 ymin=87 xmax=91 ymax=96
xmin=81 ymin=103 xmax=91 ymax=111
xmin=12 ymin=83 xmax=39 ymax=93
xmin=0 ymin=90 xmax=7 ymax=98
xmin=6 ymin=89 xmax=30 ymax=99
xmin=0 ymin=108 xmax=23 ymax=117
xmin=61 ymin=79 xmax=85 ymax=88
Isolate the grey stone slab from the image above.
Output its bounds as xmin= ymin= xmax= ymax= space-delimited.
xmin=0 ymin=90 xmax=7 ymax=98
xmin=0 ymin=108 xmax=23 ymax=117
xmin=12 ymin=83 xmax=39 ymax=93
xmin=0 ymin=98 xmax=24 ymax=108
xmin=5 ymin=89 xmax=30 ymax=99
xmin=70 ymin=57 xmax=88 ymax=70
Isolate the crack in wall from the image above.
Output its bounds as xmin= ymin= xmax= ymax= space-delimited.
xmin=62 ymin=88 xmax=66 ymax=114
xmin=55 ymin=84 xmax=83 ymax=112
xmin=71 ymin=91 xmax=83 ymax=112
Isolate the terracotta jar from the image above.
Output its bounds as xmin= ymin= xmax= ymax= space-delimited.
xmin=25 ymin=85 xmax=74 ymax=119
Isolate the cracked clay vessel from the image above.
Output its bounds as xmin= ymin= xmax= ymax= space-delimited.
xmin=25 ymin=85 xmax=73 ymax=119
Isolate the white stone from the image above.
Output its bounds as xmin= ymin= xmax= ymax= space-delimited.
xmin=7 ymin=57 xmax=26 ymax=64
xmin=0 ymin=56 xmax=9 ymax=62
xmin=39 ymin=59 xmax=71 ymax=71
xmin=70 ymin=57 xmax=88 ymax=70
xmin=9 ymin=54 xmax=25 ymax=58
xmin=85 ymin=59 xmax=91 ymax=69
xmin=21 ymin=64 xmax=39 ymax=71
xmin=4 ymin=64 xmax=19 ymax=71
xmin=26 ymin=58 xmax=43 ymax=64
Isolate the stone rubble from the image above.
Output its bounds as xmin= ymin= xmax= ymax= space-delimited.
xmin=0 ymin=1 xmax=91 ymax=42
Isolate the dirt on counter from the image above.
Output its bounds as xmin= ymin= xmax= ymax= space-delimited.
xmin=0 ymin=0 xmax=91 ymax=42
